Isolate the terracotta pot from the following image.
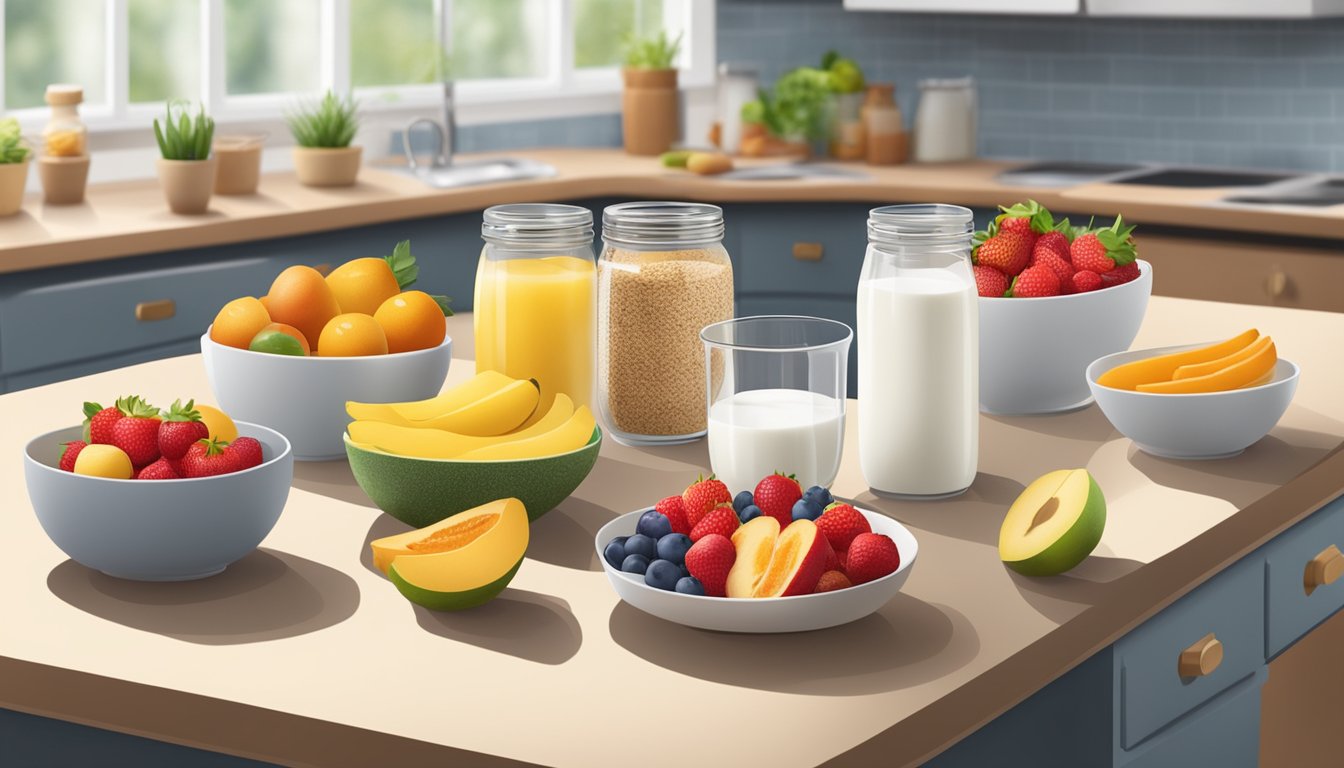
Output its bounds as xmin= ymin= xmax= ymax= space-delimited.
xmin=213 ymin=136 xmax=264 ymax=195
xmin=622 ymin=68 xmax=679 ymax=156
xmin=156 ymin=157 xmax=218 ymax=215
xmin=0 ymin=157 xmax=30 ymax=216
xmin=37 ymin=155 xmax=90 ymax=205
xmin=293 ymin=146 xmax=361 ymax=187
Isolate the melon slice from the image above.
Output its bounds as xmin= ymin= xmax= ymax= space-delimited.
xmin=998 ymin=469 xmax=1106 ymax=576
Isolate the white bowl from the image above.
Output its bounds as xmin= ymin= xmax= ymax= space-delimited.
xmin=596 ymin=507 xmax=918 ymax=633
xmin=201 ymin=323 xmax=452 ymax=461
xmin=1087 ymin=343 xmax=1299 ymax=459
xmin=23 ymin=421 xmax=293 ymax=581
xmin=979 ymin=260 xmax=1152 ymax=414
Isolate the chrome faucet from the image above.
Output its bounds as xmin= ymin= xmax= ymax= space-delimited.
xmin=403 ymin=2 xmax=456 ymax=172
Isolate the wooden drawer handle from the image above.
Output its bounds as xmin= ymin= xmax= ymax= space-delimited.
xmin=312 ymin=262 xmax=333 ymax=276
xmin=1264 ymin=270 xmax=1288 ymax=299
xmin=793 ymin=242 xmax=824 ymax=261
xmin=1178 ymin=633 xmax=1223 ymax=678
xmin=134 ymin=299 xmax=176 ymax=322
xmin=1304 ymin=544 xmax=1344 ymax=596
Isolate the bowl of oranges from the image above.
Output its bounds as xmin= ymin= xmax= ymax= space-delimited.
xmin=202 ymin=240 xmax=454 ymax=460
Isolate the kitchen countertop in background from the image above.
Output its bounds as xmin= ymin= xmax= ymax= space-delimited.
xmin=2 ymin=149 xmax=1342 ymax=276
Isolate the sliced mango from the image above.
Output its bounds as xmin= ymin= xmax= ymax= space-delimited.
xmin=346 ymin=370 xmax=517 ymax=424
xmin=1137 ymin=338 xmax=1276 ymax=394
xmin=453 ymin=406 xmax=596 ymax=461
xmin=347 ymin=394 xmax=575 ymax=459
xmin=1172 ymin=335 xmax=1272 ymax=380
xmin=1097 ymin=329 xmax=1259 ymax=391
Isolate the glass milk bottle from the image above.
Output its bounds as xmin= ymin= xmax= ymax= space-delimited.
xmin=857 ymin=205 xmax=978 ymax=498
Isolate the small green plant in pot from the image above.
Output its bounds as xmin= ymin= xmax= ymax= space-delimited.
xmin=154 ymin=102 xmax=217 ymax=214
xmin=0 ymin=118 xmax=32 ymax=216
xmin=288 ymin=90 xmax=361 ymax=187
xmin=621 ymin=30 xmax=683 ymax=156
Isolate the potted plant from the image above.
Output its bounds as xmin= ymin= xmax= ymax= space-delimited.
xmin=154 ymin=102 xmax=217 ymax=215
xmin=621 ymin=30 xmax=682 ymax=156
xmin=288 ymin=91 xmax=361 ymax=187
xmin=739 ymin=66 xmax=835 ymax=159
xmin=0 ymin=118 xmax=31 ymax=216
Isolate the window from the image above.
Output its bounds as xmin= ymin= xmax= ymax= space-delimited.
xmin=3 ymin=0 xmax=107 ymax=109
xmin=128 ymin=0 xmax=200 ymax=104
xmin=574 ymin=0 xmax=666 ymax=70
xmin=224 ymin=0 xmax=321 ymax=96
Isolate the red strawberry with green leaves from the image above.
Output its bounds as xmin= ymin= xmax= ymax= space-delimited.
xmin=816 ymin=502 xmax=872 ymax=553
xmin=753 ymin=472 xmax=802 ymax=528
xmin=655 ymin=495 xmax=692 ymax=535
xmin=1072 ymin=269 xmax=1103 ymax=293
xmin=1101 ymin=260 xmax=1141 ymax=288
xmin=682 ymin=475 xmax=731 ymax=528
xmin=180 ymin=437 xmax=244 ymax=478
xmin=846 ymin=533 xmax=901 ymax=584
xmin=973 ymin=231 xmax=1032 ymax=277
xmin=995 ymin=200 xmax=1054 ymax=242
xmin=136 ymin=457 xmax=180 ymax=480
xmin=690 ymin=504 xmax=740 ymax=542
xmin=108 ymin=395 xmax=162 ymax=468
xmin=1028 ymin=247 xmax=1075 ymax=294
xmin=1034 ymin=227 xmax=1072 ymax=263
xmin=58 ymin=441 xmax=87 ymax=472
xmin=973 ymin=264 xmax=1008 ymax=298
xmin=684 ymin=533 xmax=736 ymax=597
xmin=157 ymin=399 xmax=210 ymax=460
xmin=226 ymin=437 xmax=264 ymax=470
xmin=1008 ymin=264 xmax=1061 ymax=298
xmin=82 ymin=402 xmax=122 ymax=444
xmin=1070 ymin=215 xmax=1137 ymax=274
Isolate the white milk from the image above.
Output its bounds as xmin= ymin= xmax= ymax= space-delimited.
xmin=707 ymin=388 xmax=845 ymax=493
xmin=857 ymin=271 xmax=978 ymax=497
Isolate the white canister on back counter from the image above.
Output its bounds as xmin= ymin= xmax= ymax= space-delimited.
xmin=857 ymin=204 xmax=978 ymax=498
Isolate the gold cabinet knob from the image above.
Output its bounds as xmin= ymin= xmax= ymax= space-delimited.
xmin=1304 ymin=544 xmax=1344 ymax=596
xmin=134 ymin=299 xmax=176 ymax=322
xmin=1178 ymin=633 xmax=1223 ymax=678
xmin=792 ymin=242 xmax=824 ymax=261
xmin=1264 ymin=270 xmax=1288 ymax=299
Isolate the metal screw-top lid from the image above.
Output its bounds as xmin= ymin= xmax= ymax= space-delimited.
xmin=602 ymin=201 xmax=725 ymax=248
xmin=867 ymin=204 xmax=972 ymax=248
xmin=482 ymin=204 xmax=594 ymax=248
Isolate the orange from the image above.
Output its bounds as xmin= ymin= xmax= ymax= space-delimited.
xmin=261 ymin=321 xmax=311 ymax=355
xmin=194 ymin=404 xmax=238 ymax=443
xmin=318 ymin=313 xmax=389 ymax=357
xmin=325 ymin=257 xmax=401 ymax=316
xmin=210 ymin=297 xmax=272 ymax=349
xmin=265 ymin=266 xmax=342 ymax=350
xmin=374 ymin=291 xmax=447 ymax=354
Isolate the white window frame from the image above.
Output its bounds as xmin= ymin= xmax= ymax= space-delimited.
xmin=0 ymin=0 xmax=716 ymax=139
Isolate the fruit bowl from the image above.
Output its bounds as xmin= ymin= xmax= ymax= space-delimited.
xmin=345 ymin=426 xmax=602 ymax=527
xmin=23 ymin=421 xmax=293 ymax=581
xmin=201 ymin=323 xmax=452 ymax=461
xmin=1087 ymin=343 xmax=1299 ymax=459
xmin=979 ymin=260 xmax=1152 ymax=414
xmin=596 ymin=507 xmax=918 ymax=633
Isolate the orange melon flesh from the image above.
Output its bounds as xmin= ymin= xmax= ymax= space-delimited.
xmin=1097 ymin=329 xmax=1259 ymax=391
xmin=1172 ymin=335 xmax=1271 ymax=380
xmin=1137 ymin=339 xmax=1276 ymax=394
xmin=405 ymin=513 xmax=499 ymax=554
xmin=370 ymin=498 xmax=521 ymax=575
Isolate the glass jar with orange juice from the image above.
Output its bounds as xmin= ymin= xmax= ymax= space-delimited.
xmin=475 ymin=204 xmax=596 ymax=413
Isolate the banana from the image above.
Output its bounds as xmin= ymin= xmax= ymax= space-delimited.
xmin=411 ymin=378 xmax=540 ymax=436
xmin=455 ymin=406 xmax=596 ymax=461
xmin=347 ymin=394 xmax=576 ymax=460
xmin=346 ymin=370 xmax=517 ymax=424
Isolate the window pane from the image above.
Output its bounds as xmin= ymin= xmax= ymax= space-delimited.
xmin=3 ymin=0 xmax=106 ymax=109
xmin=350 ymin=0 xmax=438 ymax=88
xmin=574 ymin=0 xmax=664 ymax=70
xmin=225 ymin=0 xmax=319 ymax=95
xmin=129 ymin=0 xmax=200 ymax=103
xmin=450 ymin=0 xmax=546 ymax=80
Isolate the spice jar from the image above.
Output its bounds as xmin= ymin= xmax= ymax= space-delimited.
xmin=863 ymin=83 xmax=906 ymax=166
xmin=42 ymin=85 xmax=87 ymax=158
xmin=598 ymin=202 xmax=734 ymax=446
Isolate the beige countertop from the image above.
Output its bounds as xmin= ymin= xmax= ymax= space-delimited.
xmin=3 ymin=298 xmax=1344 ymax=767
xmin=2 ymin=149 xmax=1342 ymax=276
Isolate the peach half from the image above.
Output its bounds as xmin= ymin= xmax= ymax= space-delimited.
xmin=727 ymin=516 xmax=780 ymax=598
xmin=751 ymin=519 xmax=830 ymax=598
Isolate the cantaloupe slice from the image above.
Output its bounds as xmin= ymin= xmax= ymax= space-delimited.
xmin=1137 ymin=339 xmax=1276 ymax=394
xmin=1097 ymin=329 xmax=1259 ymax=391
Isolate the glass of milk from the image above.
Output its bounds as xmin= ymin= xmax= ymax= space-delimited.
xmin=700 ymin=316 xmax=853 ymax=493
xmin=857 ymin=204 xmax=978 ymax=499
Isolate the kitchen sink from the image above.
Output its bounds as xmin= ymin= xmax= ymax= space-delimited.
xmin=391 ymin=157 xmax=558 ymax=189
xmin=1223 ymin=178 xmax=1344 ymax=208
xmin=1111 ymin=167 xmax=1300 ymax=188
xmin=996 ymin=161 xmax=1145 ymax=187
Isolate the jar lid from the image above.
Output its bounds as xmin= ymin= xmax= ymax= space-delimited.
xmin=868 ymin=204 xmax=972 ymax=247
xmin=718 ymin=61 xmax=758 ymax=79
xmin=918 ymin=77 xmax=975 ymax=91
xmin=603 ymin=201 xmax=725 ymax=248
xmin=45 ymin=84 xmax=84 ymax=106
xmin=482 ymin=204 xmax=594 ymax=248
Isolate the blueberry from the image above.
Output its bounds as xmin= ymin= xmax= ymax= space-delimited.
xmin=636 ymin=510 xmax=672 ymax=539
xmin=644 ymin=559 xmax=682 ymax=590
xmin=621 ymin=554 xmax=650 ymax=575
xmin=656 ymin=533 xmax=693 ymax=566
xmin=739 ymin=504 xmax=763 ymax=523
xmin=681 ymin=564 xmax=691 ymax=579
xmin=803 ymin=485 xmax=833 ymax=509
xmin=792 ymin=498 xmax=823 ymax=521
xmin=675 ymin=576 xmax=706 ymax=596
xmin=623 ymin=533 xmax=657 ymax=561
xmin=603 ymin=537 xmax=629 ymax=568
xmin=733 ymin=490 xmax=754 ymax=513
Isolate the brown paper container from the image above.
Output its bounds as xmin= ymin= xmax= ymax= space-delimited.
xmin=214 ymin=136 xmax=264 ymax=195
xmin=0 ymin=157 xmax=30 ymax=216
xmin=622 ymin=68 xmax=679 ymax=156
xmin=293 ymin=146 xmax=361 ymax=187
xmin=156 ymin=157 xmax=218 ymax=215
xmin=38 ymin=155 xmax=90 ymax=205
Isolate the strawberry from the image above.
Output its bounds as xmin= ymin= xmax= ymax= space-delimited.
xmin=973 ymin=264 xmax=1008 ymax=298
xmin=1034 ymin=228 xmax=1072 ymax=263
xmin=1072 ymin=269 xmax=1103 ymax=293
xmin=655 ymin=495 xmax=692 ymax=535
xmin=684 ymin=534 xmax=736 ymax=597
xmin=157 ymin=399 xmax=210 ymax=461
xmin=814 ymin=570 xmax=852 ymax=593
xmin=136 ymin=458 xmax=180 ymax=480
xmin=58 ymin=441 xmax=87 ymax=472
xmin=108 ymin=395 xmax=162 ymax=468
xmin=226 ymin=437 xmax=264 ymax=470
xmin=682 ymin=475 xmax=731 ymax=528
xmin=1028 ymin=246 xmax=1074 ymax=290
xmin=1100 ymin=260 xmax=1141 ymax=288
xmin=180 ymin=437 xmax=244 ymax=478
xmin=1070 ymin=215 xmax=1137 ymax=274
xmin=1008 ymin=264 xmax=1061 ymax=298
xmin=973 ymin=231 xmax=1032 ymax=277
xmin=815 ymin=503 xmax=872 ymax=553
xmin=995 ymin=217 xmax=1038 ymax=250
xmin=82 ymin=402 xmax=122 ymax=444
xmin=846 ymin=533 xmax=901 ymax=584
xmin=753 ymin=472 xmax=802 ymax=528
xmin=690 ymin=504 xmax=740 ymax=542
xmin=824 ymin=541 xmax=840 ymax=572
xmin=996 ymin=200 xmax=1054 ymax=237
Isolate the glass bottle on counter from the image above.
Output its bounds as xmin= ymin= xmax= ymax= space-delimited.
xmin=716 ymin=62 xmax=758 ymax=156
xmin=863 ymin=83 xmax=905 ymax=165
xmin=42 ymin=84 xmax=87 ymax=158
xmin=857 ymin=204 xmax=978 ymax=498
xmin=475 ymin=204 xmax=596 ymax=414
xmin=598 ymin=202 xmax=734 ymax=446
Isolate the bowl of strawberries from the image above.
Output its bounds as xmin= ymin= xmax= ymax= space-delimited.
xmin=973 ymin=201 xmax=1152 ymax=414
xmin=22 ymin=395 xmax=293 ymax=581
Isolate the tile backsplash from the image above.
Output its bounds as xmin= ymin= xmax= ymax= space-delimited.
xmin=720 ymin=0 xmax=1344 ymax=171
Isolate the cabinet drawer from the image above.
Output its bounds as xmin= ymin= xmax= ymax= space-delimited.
xmin=728 ymin=204 xmax=867 ymax=298
xmin=1139 ymin=234 xmax=1344 ymax=313
xmin=1118 ymin=669 xmax=1266 ymax=768
xmin=1264 ymin=494 xmax=1344 ymax=659
xmin=737 ymin=296 xmax=858 ymax=398
xmin=1117 ymin=556 xmax=1263 ymax=749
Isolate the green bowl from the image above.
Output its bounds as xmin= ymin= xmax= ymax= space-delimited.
xmin=344 ymin=427 xmax=602 ymax=527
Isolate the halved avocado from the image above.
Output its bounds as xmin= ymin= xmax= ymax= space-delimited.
xmin=998 ymin=469 xmax=1106 ymax=576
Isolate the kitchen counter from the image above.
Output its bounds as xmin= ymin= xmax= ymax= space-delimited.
xmin=2 ymin=149 xmax=1343 ymax=276
xmin=3 ymin=298 xmax=1343 ymax=767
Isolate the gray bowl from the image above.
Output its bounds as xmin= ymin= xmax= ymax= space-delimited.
xmin=1087 ymin=344 xmax=1299 ymax=460
xmin=23 ymin=421 xmax=293 ymax=581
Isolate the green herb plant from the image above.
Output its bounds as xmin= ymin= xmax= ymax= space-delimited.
xmin=153 ymin=102 xmax=215 ymax=161
xmin=623 ymin=30 xmax=683 ymax=70
xmin=0 ymin=118 xmax=30 ymax=164
xmin=750 ymin=67 xmax=835 ymax=142
xmin=287 ymin=91 xmax=359 ymax=149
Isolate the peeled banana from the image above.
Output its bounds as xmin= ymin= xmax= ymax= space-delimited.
xmin=346 ymin=370 xmax=517 ymax=424
xmin=348 ymin=394 xmax=576 ymax=460
xmin=455 ymin=406 xmax=596 ymax=461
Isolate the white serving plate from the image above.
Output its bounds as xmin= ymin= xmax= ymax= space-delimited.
xmin=596 ymin=507 xmax=918 ymax=633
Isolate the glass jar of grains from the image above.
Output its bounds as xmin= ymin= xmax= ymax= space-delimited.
xmin=598 ymin=202 xmax=734 ymax=446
